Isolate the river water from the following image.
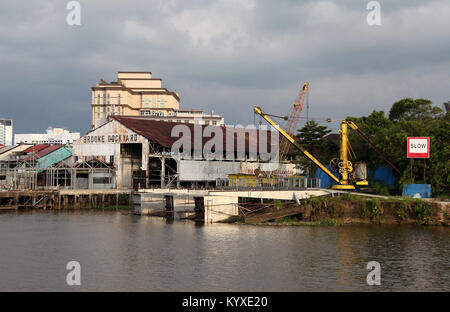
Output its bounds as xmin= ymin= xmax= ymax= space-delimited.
xmin=0 ymin=210 xmax=448 ymax=291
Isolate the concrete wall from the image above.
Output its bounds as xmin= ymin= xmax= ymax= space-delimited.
xmin=134 ymin=189 xmax=169 ymax=215
xmin=203 ymin=195 xmax=239 ymax=223
xmin=134 ymin=189 xmax=209 ymax=218
xmin=179 ymin=160 xmax=241 ymax=181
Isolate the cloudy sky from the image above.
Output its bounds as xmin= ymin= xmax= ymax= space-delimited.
xmin=1 ymin=0 xmax=449 ymax=135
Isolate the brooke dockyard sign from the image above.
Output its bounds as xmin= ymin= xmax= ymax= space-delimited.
xmin=407 ymin=137 xmax=430 ymax=159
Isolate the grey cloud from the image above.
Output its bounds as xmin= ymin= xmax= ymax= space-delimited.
xmin=0 ymin=0 xmax=448 ymax=135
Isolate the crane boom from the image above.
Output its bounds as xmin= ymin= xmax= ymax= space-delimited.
xmin=279 ymin=82 xmax=309 ymax=161
xmin=255 ymin=106 xmax=399 ymax=190
xmin=254 ymin=106 xmax=340 ymax=183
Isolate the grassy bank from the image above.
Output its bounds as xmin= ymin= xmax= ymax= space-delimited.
xmin=246 ymin=218 xmax=344 ymax=227
xmin=246 ymin=194 xmax=449 ymax=226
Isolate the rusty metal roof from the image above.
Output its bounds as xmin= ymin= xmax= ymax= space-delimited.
xmin=23 ymin=144 xmax=65 ymax=161
xmin=111 ymin=116 xmax=288 ymax=155
xmin=23 ymin=144 xmax=50 ymax=154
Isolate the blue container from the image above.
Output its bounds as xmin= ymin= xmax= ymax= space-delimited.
xmin=402 ymin=184 xmax=431 ymax=198
xmin=314 ymin=165 xmax=338 ymax=189
xmin=372 ymin=166 xmax=395 ymax=188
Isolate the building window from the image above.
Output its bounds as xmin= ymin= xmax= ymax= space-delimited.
xmin=118 ymin=93 xmax=121 ymax=105
xmin=212 ymin=121 xmax=217 ymax=125
xmin=118 ymin=107 xmax=121 ymax=115
xmin=153 ymin=96 xmax=157 ymax=108
xmin=97 ymin=94 xmax=100 ymax=104
xmin=144 ymin=98 xmax=149 ymax=108
xmin=160 ymin=97 xmax=165 ymax=108
xmin=103 ymin=93 xmax=106 ymax=105
xmin=93 ymin=177 xmax=111 ymax=184
xmin=107 ymin=93 xmax=110 ymax=104
xmin=140 ymin=110 xmax=152 ymax=116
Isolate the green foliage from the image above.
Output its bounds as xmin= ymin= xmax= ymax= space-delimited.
xmin=347 ymin=99 xmax=449 ymax=197
xmin=412 ymin=199 xmax=433 ymax=224
xmin=294 ymin=120 xmax=338 ymax=176
xmin=309 ymin=197 xmax=323 ymax=213
xmin=274 ymin=200 xmax=283 ymax=209
xmin=389 ymin=98 xmax=442 ymax=122
xmin=360 ymin=198 xmax=383 ymax=222
xmin=318 ymin=219 xmax=343 ymax=226
xmin=395 ymin=204 xmax=408 ymax=221
xmin=371 ymin=181 xmax=391 ymax=196
xmin=118 ymin=194 xmax=130 ymax=205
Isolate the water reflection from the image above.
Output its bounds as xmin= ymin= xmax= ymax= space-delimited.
xmin=0 ymin=211 xmax=448 ymax=291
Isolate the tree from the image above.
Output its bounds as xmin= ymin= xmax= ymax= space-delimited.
xmin=294 ymin=120 xmax=337 ymax=176
xmin=389 ymin=98 xmax=442 ymax=122
xmin=349 ymin=101 xmax=448 ymax=196
xmin=347 ymin=110 xmax=396 ymax=169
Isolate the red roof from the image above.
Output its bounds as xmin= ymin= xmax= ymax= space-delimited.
xmin=23 ymin=145 xmax=64 ymax=161
xmin=110 ymin=116 xmax=288 ymax=155
xmin=23 ymin=144 xmax=50 ymax=153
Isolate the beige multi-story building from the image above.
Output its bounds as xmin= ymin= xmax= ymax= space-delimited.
xmin=91 ymin=71 xmax=224 ymax=129
xmin=91 ymin=71 xmax=180 ymax=128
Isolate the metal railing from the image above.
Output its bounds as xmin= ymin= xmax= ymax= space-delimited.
xmin=216 ymin=177 xmax=321 ymax=190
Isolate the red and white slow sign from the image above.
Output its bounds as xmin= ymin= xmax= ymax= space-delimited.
xmin=407 ymin=137 xmax=430 ymax=158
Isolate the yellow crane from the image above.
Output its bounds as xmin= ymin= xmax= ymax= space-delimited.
xmin=254 ymin=106 xmax=400 ymax=190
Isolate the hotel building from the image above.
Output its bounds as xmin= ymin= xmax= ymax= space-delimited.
xmin=91 ymin=71 xmax=224 ymax=129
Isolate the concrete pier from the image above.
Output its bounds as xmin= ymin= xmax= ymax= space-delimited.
xmin=134 ymin=188 xmax=336 ymax=223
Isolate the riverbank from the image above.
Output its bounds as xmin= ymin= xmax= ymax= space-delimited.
xmin=243 ymin=194 xmax=449 ymax=226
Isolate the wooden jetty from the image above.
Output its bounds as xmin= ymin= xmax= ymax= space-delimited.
xmin=0 ymin=189 xmax=133 ymax=210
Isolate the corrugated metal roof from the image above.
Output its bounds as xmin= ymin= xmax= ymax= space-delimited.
xmin=111 ymin=116 xmax=285 ymax=154
xmin=37 ymin=146 xmax=73 ymax=171
xmin=23 ymin=145 xmax=65 ymax=161
xmin=0 ymin=145 xmax=16 ymax=155
xmin=0 ymin=144 xmax=33 ymax=161
xmin=0 ymin=144 xmax=26 ymax=155
xmin=23 ymin=144 xmax=51 ymax=153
